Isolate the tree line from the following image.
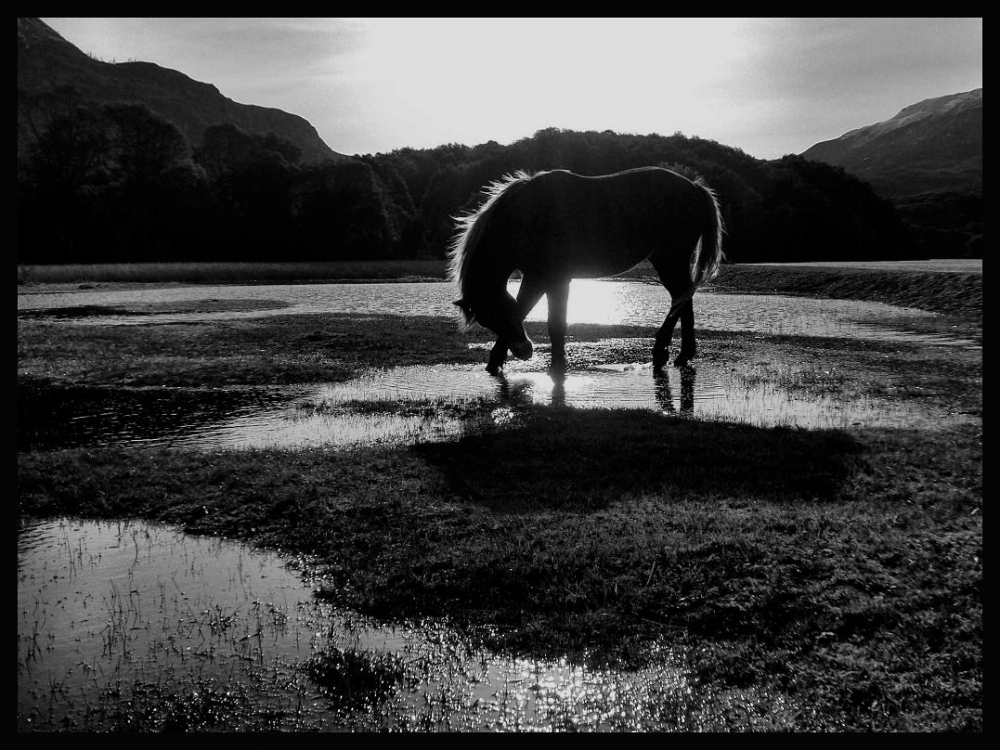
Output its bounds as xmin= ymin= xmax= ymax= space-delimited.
xmin=17 ymin=101 xmax=921 ymax=266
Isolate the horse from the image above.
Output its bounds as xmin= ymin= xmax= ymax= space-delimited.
xmin=448 ymin=166 xmax=725 ymax=374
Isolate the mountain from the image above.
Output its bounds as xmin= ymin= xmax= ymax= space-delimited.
xmin=801 ymin=89 xmax=982 ymax=258
xmin=801 ymin=89 xmax=982 ymax=198
xmin=17 ymin=17 xmax=348 ymax=164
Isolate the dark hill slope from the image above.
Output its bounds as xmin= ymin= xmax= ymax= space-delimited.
xmin=17 ymin=17 xmax=346 ymax=164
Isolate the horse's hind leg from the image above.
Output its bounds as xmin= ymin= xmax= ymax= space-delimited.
xmin=651 ymin=259 xmax=697 ymax=368
xmin=673 ymin=300 xmax=696 ymax=367
xmin=654 ymin=297 xmax=696 ymax=368
xmin=653 ymin=300 xmax=695 ymax=368
xmin=653 ymin=302 xmax=683 ymax=369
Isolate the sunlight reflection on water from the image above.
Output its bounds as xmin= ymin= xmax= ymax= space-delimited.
xmin=18 ymin=359 xmax=975 ymax=454
xmin=17 ymin=280 xmax=978 ymax=452
xmin=16 ymin=279 xmax=976 ymax=347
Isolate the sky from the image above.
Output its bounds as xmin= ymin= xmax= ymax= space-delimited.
xmin=40 ymin=17 xmax=983 ymax=160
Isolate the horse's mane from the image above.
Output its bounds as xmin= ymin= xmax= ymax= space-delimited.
xmin=447 ymin=170 xmax=537 ymax=327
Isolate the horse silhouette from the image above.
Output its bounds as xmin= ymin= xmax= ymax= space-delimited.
xmin=449 ymin=167 xmax=724 ymax=374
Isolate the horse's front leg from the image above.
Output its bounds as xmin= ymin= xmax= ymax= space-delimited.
xmin=487 ymin=340 xmax=508 ymax=375
xmin=485 ymin=275 xmax=546 ymax=375
xmin=546 ymin=279 xmax=570 ymax=369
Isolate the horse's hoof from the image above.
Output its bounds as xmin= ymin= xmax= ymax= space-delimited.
xmin=673 ymin=357 xmax=692 ymax=368
xmin=652 ymin=351 xmax=669 ymax=370
xmin=486 ymin=363 xmax=503 ymax=375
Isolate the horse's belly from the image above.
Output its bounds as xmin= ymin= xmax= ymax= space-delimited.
xmin=523 ymin=239 xmax=649 ymax=279
xmin=572 ymin=255 xmax=645 ymax=278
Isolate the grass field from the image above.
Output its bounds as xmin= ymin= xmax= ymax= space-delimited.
xmin=17 ymin=261 xmax=982 ymax=731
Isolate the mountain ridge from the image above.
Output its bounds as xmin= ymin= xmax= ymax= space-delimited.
xmin=839 ymin=89 xmax=982 ymax=147
xmin=801 ymin=88 xmax=982 ymax=198
xmin=17 ymin=17 xmax=347 ymax=164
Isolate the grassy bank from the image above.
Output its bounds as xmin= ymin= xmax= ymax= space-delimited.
xmin=16 ymin=265 xmax=982 ymax=731
xmin=707 ymin=265 xmax=982 ymax=321
xmin=615 ymin=261 xmax=982 ymax=321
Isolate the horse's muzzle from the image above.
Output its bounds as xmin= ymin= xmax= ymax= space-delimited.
xmin=510 ymin=339 xmax=533 ymax=360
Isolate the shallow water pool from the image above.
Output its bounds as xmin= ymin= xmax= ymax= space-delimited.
xmin=18 ymin=355 xmax=977 ymax=454
xmin=18 ymin=517 xmax=799 ymax=731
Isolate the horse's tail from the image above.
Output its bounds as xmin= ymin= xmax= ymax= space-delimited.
xmin=448 ymin=170 xmax=534 ymax=330
xmin=690 ymin=178 xmax=725 ymax=289
xmin=665 ymin=178 xmax=725 ymax=318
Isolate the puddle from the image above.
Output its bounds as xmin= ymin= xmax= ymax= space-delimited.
xmin=18 ymin=359 xmax=976 ymax=454
xmin=17 ymin=383 xmax=292 ymax=452
xmin=18 ymin=518 xmax=798 ymax=731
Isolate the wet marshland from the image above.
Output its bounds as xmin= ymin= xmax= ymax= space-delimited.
xmin=17 ymin=277 xmax=981 ymax=730
xmin=18 ymin=517 xmax=800 ymax=731
xmin=17 ymin=279 xmax=978 ymax=453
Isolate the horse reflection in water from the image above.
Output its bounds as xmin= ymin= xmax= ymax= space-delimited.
xmin=655 ymin=367 xmax=696 ymax=416
xmin=449 ymin=167 xmax=725 ymax=374
xmin=496 ymin=367 xmax=695 ymax=415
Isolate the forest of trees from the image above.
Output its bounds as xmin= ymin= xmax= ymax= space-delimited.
xmin=17 ymin=101 xmax=925 ymax=266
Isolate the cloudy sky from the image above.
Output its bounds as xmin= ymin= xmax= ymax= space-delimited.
xmin=41 ymin=17 xmax=982 ymax=160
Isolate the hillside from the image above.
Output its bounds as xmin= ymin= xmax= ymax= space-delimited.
xmin=801 ymin=89 xmax=982 ymax=199
xmin=17 ymin=17 xmax=347 ymax=164
xmin=16 ymin=20 xmax=947 ymax=265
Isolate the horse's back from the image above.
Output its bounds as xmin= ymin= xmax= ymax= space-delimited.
xmin=496 ymin=167 xmax=706 ymax=277
xmin=510 ymin=167 xmax=703 ymax=228
xmin=543 ymin=166 xmax=700 ymax=194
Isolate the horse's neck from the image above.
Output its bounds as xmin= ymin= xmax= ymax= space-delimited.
xmin=467 ymin=247 xmax=518 ymax=292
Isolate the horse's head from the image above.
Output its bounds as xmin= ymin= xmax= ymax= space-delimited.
xmin=454 ymin=293 xmax=534 ymax=360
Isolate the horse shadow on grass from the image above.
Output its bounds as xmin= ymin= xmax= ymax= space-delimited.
xmin=412 ymin=387 xmax=860 ymax=513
